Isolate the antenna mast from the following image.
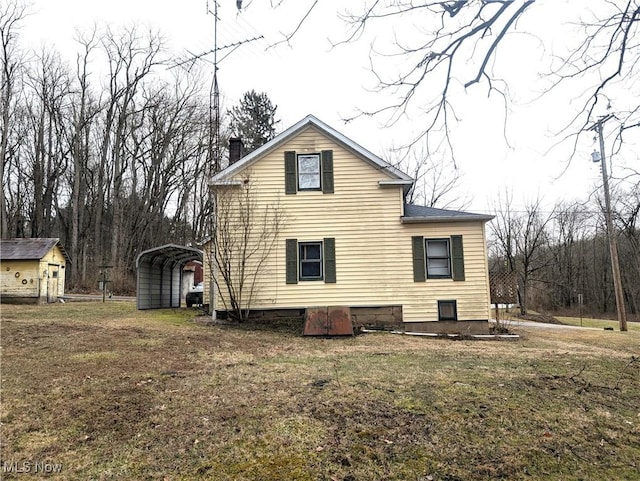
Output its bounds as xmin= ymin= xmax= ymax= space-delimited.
xmin=204 ymin=0 xmax=260 ymax=320
xmin=206 ymin=0 xmax=220 ymax=322
xmin=213 ymin=1 xmax=220 ymax=175
xmin=208 ymin=0 xmax=220 ymax=176
xmin=204 ymin=0 xmax=260 ymax=174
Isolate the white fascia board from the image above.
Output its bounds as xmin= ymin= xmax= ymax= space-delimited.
xmin=209 ymin=179 xmax=243 ymax=188
xmin=379 ymin=180 xmax=414 ymax=187
xmin=400 ymin=215 xmax=494 ymax=224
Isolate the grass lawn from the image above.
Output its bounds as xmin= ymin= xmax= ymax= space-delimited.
xmin=1 ymin=302 xmax=639 ymax=480
xmin=557 ymin=316 xmax=640 ymax=332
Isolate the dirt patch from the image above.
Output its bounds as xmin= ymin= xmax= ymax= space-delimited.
xmin=194 ymin=315 xmax=304 ymax=335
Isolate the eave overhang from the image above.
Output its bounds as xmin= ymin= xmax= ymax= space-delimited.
xmin=401 ymin=214 xmax=495 ymax=224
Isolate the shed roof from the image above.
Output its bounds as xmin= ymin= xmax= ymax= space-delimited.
xmin=0 ymin=238 xmax=71 ymax=263
xmin=402 ymin=204 xmax=494 ymax=223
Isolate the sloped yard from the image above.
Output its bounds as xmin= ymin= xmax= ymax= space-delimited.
xmin=1 ymin=303 xmax=639 ymax=480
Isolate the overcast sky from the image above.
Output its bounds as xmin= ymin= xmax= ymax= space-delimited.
xmin=19 ymin=0 xmax=636 ymax=214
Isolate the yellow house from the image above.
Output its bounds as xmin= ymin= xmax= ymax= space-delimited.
xmin=0 ymin=238 xmax=70 ymax=304
xmin=206 ymin=115 xmax=494 ymax=333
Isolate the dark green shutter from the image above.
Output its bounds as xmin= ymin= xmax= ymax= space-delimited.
xmin=286 ymin=238 xmax=298 ymax=284
xmin=284 ymin=151 xmax=297 ymax=194
xmin=321 ymin=150 xmax=334 ymax=194
xmin=324 ymin=237 xmax=336 ymax=283
xmin=451 ymin=235 xmax=465 ymax=281
xmin=412 ymin=236 xmax=426 ymax=282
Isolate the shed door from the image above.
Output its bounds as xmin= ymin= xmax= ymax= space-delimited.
xmin=47 ymin=265 xmax=59 ymax=303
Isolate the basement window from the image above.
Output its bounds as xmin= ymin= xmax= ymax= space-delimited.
xmin=438 ymin=300 xmax=458 ymax=321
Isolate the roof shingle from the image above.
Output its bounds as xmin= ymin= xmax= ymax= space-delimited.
xmin=402 ymin=204 xmax=494 ymax=223
xmin=0 ymin=238 xmax=70 ymax=262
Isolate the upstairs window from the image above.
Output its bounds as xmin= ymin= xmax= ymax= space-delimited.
xmin=284 ymin=150 xmax=334 ymax=194
xmin=297 ymin=154 xmax=321 ymax=190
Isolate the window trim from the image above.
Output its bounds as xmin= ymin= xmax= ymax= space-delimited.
xmin=297 ymin=153 xmax=322 ymax=191
xmin=299 ymin=241 xmax=324 ymax=281
xmin=425 ymin=238 xmax=452 ymax=279
xmin=438 ymin=300 xmax=458 ymax=321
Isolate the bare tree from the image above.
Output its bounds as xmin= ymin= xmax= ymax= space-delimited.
xmin=613 ymin=182 xmax=640 ymax=314
xmin=490 ymin=192 xmax=554 ymax=315
xmin=23 ymin=47 xmax=72 ymax=238
xmin=0 ymin=0 xmax=28 ymax=238
xmin=123 ymin=76 xmax=207 ymax=259
xmin=265 ymin=2 xmax=639 ymax=162
xmin=66 ymin=28 xmax=100 ymax=286
xmin=209 ymin=173 xmax=285 ymax=321
xmin=100 ymin=26 xmax=165 ymax=275
xmin=388 ymin=145 xmax=470 ymax=210
xmin=0 ymin=14 xmax=228 ymax=293
xmin=546 ymin=201 xmax=590 ymax=309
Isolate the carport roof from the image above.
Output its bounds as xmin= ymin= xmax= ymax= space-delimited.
xmin=135 ymin=244 xmax=203 ymax=268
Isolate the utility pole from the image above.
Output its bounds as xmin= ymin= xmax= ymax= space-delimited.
xmin=589 ymin=114 xmax=627 ymax=331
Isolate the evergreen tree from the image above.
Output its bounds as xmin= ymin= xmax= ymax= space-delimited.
xmin=228 ymin=90 xmax=278 ymax=154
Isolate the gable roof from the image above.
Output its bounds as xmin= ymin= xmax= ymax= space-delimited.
xmin=210 ymin=114 xmax=414 ymax=188
xmin=0 ymin=238 xmax=71 ymax=263
xmin=402 ymin=204 xmax=494 ymax=223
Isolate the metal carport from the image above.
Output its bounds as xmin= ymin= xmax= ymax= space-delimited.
xmin=135 ymin=244 xmax=203 ymax=310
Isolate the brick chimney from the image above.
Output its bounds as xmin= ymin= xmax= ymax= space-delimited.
xmin=229 ymin=138 xmax=245 ymax=166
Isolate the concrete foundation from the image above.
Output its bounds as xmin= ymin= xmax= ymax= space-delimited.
xmin=214 ymin=306 xmax=489 ymax=335
xmin=404 ymin=320 xmax=490 ymax=335
xmin=350 ymin=306 xmax=404 ymax=330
